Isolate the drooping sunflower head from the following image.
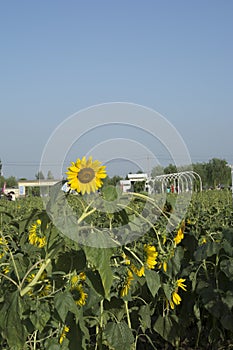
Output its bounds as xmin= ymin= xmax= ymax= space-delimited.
xmin=28 ymin=219 xmax=46 ymax=248
xmin=144 ymin=244 xmax=158 ymax=270
xmin=66 ymin=156 xmax=107 ymax=195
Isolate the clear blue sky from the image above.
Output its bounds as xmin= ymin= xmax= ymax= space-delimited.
xmin=0 ymin=0 xmax=232 ymax=179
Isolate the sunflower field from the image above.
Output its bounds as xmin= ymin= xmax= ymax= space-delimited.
xmin=0 ymin=163 xmax=233 ymax=349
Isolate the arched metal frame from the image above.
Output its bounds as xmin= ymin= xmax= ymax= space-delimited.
xmin=145 ymin=171 xmax=202 ymax=194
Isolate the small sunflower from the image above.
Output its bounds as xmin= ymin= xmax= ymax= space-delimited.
xmin=71 ymin=283 xmax=88 ymax=306
xmin=66 ymin=156 xmax=107 ymax=195
xmin=172 ymin=291 xmax=182 ymax=305
xmin=174 ymin=220 xmax=185 ymax=245
xmin=59 ymin=325 xmax=70 ymax=345
xmin=2 ymin=264 xmax=10 ymax=274
xmin=28 ymin=219 xmax=46 ymax=248
xmin=176 ymin=278 xmax=187 ymax=291
xmin=120 ymin=269 xmax=134 ymax=297
xmin=131 ymin=264 xmax=145 ymax=277
xmin=162 ymin=261 xmax=168 ymax=272
xmin=167 ymin=278 xmax=187 ymax=310
xmin=70 ymin=272 xmax=86 ymax=286
xmin=144 ymin=244 xmax=158 ymax=269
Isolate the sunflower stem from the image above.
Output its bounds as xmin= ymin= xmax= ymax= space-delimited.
xmin=97 ymin=300 xmax=104 ymax=350
xmin=20 ymin=258 xmax=51 ymax=297
xmin=78 ymin=208 xmax=96 ymax=224
xmin=124 ymin=246 xmax=144 ymax=266
xmin=125 ymin=300 xmax=131 ymax=329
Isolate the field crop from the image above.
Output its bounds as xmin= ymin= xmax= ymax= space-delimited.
xmin=0 ymin=188 xmax=232 ymax=349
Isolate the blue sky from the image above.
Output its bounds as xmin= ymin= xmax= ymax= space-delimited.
xmin=0 ymin=0 xmax=232 ymax=179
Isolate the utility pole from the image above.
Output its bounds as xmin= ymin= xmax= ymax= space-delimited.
xmin=0 ymin=159 xmax=2 ymax=177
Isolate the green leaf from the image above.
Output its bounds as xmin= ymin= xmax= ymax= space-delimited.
xmin=55 ymin=249 xmax=86 ymax=274
xmin=0 ymin=291 xmax=27 ymax=349
xmin=220 ymin=258 xmax=233 ymax=280
xmin=103 ymin=321 xmax=134 ymax=349
xmin=208 ymin=327 xmax=224 ymax=345
xmin=68 ymin=318 xmax=88 ymax=350
xmin=84 ymin=247 xmax=113 ymax=300
xmin=30 ymin=302 xmax=51 ymax=332
xmin=220 ymin=313 xmax=233 ymax=331
xmin=168 ymin=246 xmax=184 ymax=276
xmin=85 ymin=270 xmax=105 ymax=298
xmin=54 ymin=291 xmax=78 ymax=322
xmin=44 ymin=338 xmax=61 ymax=350
xmin=153 ymin=315 xmax=179 ymax=345
xmin=162 ymin=283 xmax=172 ymax=301
xmin=102 ymin=185 xmax=118 ymax=201
xmin=13 ymin=253 xmax=29 ymax=279
xmin=145 ymin=269 xmax=160 ymax=297
xmin=222 ymin=228 xmax=233 ymax=246
xmin=139 ymin=304 xmax=152 ymax=331
xmin=194 ymin=241 xmax=220 ymax=261
xmin=221 ymin=290 xmax=233 ymax=309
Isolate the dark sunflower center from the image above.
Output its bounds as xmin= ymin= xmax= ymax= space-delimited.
xmin=71 ymin=288 xmax=81 ymax=301
xmin=78 ymin=167 xmax=95 ymax=184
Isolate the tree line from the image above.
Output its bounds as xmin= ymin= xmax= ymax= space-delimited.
xmin=151 ymin=158 xmax=231 ymax=189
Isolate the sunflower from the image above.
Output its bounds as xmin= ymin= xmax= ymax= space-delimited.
xmin=174 ymin=220 xmax=185 ymax=245
xmin=144 ymin=244 xmax=158 ymax=269
xmin=172 ymin=291 xmax=182 ymax=305
xmin=2 ymin=264 xmax=10 ymax=274
xmin=0 ymin=237 xmax=8 ymax=259
xmin=176 ymin=278 xmax=187 ymax=291
xmin=131 ymin=264 xmax=145 ymax=277
xmin=66 ymin=156 xmax=107 ymax=195
xmin=120 ymin=269 xmax=134 ymax=297
xmin=59 ymin=325 xmax=70 ymax=345
xmin=167 ymin=278 xmax=187 ymax=310
xmin=70 ymin=272 xmax=86 ymax=286
xmin=71 ymin=283 xmax=88 ymax=306
xmin=28 ymin=219 xmax=46 ymax=248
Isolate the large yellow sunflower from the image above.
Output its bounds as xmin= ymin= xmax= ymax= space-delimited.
xmin=66 ymin=156 xmax=107 ymax=195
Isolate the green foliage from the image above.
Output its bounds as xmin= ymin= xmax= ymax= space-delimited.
xmin=0 ymin=175 xmax=18 ymax=188
xmin=150 ymin=157 xmax=232 ymax=188
xmin=0 ymin=190 xmax=232 ymax=349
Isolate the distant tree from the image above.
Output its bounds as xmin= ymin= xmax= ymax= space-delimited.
xmin=151 ymin=165 xmax=164 ymax=177
xmin=104 ymin=175 xmax=123 ymax=186
xmin=35 ymin=171 xmax=45 ymax=180
xmin=192 ymin=163 xmax=208 ymax=188
xmin=192 ymin=158 xmax=231 ymax=188
xmin=164 ymin=164 xmax=177 ymax=174
xmin=0 ymin=176 xmax=5 ymax=188
xmin=47 ymin=170 xmax=54 ymax=180
xmin=205 ymin=158 xmax=231 ymax=188
xmin=0 ymin=159 xmax=2 ymax=177
xmin=132 ymin=181 xmax=145 ymax=193
xmin=6 ymin=176 xmax=17 ymax=187
xmin=0 ymin=176 xmax=17 ymax=189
